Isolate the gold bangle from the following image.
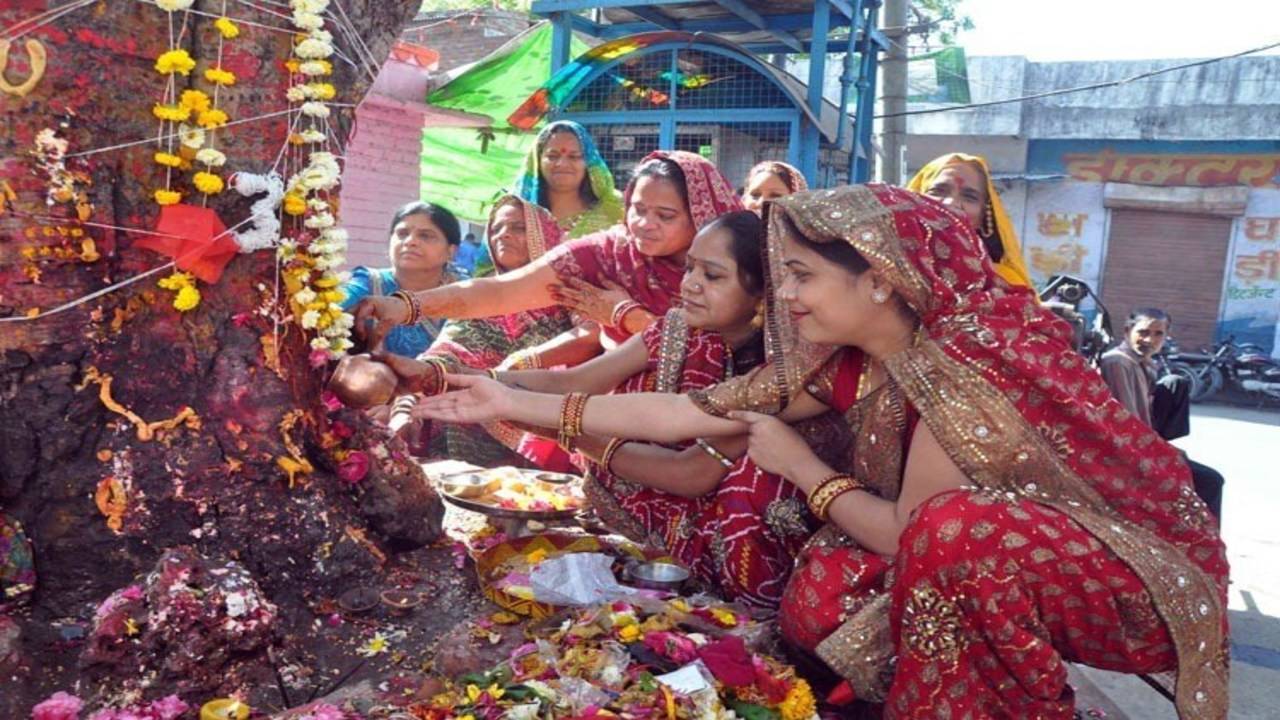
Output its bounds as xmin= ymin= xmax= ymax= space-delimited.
xmin=392 ymin=289 xmax=421 ymax=326
xmin=807 ymin=473 xmax=865 ymax=522
xmin=557 ymin=392 xmax=589 ymax=450
xmin=600 ymin=437 xmax=628 ymax=474
xmin=485 ymin=368 xmax=499 ymax=381
xmin=609 ymin=299 xmax=642 ymax=328
xmin=694 ymin=438 xmax=733 ymax=468
xmin=422 ymin=357 xmax=450 ymax=395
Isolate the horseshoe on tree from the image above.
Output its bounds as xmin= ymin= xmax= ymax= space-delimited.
xmin=0 ymin=38 xmax=47 ymax=98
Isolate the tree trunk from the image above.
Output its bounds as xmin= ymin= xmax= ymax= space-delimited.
xmin=0 ymin=1 xmax=444 ymax=713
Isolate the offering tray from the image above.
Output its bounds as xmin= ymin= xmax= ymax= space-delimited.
xmin=432 ymin=465 xmax=586 ymax=536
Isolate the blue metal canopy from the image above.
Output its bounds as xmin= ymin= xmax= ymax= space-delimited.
xmin=529 ymin=0 xmax=887 ymax=186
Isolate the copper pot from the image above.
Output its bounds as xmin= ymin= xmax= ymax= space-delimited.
xmin=328 ymin=354 xmax=397 ymax=409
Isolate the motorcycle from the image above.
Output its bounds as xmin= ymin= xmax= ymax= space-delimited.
xmin=1038 ymin=275 xmax=1113 ymax=365
xmin=1168 ymin=335 xmax=1280 ymax=401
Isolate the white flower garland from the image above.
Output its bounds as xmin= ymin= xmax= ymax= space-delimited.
xmin=280 ymin=0 xmax=353 ymax=358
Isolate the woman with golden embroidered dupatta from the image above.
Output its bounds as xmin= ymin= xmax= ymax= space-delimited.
xmin=411 ymin=185 xmax=1230 ymax=719
xmin=353 ymin=151 xmax=742 ymax=348
xmin=907 ymin=152 xmax=1035 ymax=290
xmin=438 ymin=211 xmax=832 ymax=609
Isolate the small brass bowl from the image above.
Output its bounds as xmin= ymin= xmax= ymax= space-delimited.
xmin=625 ymin=562 xmax=691 ymax=592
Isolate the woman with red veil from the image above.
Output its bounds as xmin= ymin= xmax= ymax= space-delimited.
xmin=414 ymin=185 xmax=1230 ymax=719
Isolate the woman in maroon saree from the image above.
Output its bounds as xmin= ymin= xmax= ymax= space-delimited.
xmin=353 ymin=150 xmax=741 ymax=347
xmin=415 ymin=185 xmax=1229 ymax=719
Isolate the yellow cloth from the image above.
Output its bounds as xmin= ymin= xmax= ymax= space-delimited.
xmin=906 ymin=153 xmax=1035 ymax=290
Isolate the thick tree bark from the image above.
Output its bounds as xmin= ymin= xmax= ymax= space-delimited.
xmin=0 ymin=1 xmax=443 ymax=713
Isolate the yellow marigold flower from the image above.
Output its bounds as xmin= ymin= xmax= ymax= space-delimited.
xmin=173 ymin=284 xmax=201 ymax=312
xmin=152 ymin=103 xmax=192 ymax=122
xmin=204 ymin=66 xmax=237 ymax=86
xmin=158 ymin=271 xmax=194 ymax=290
xmin=214 ymin=16 xmax=240 ymax=39
xmin=308 ymin=82 xmax=336 ymax=100
xmin=313 ymin=274 xmax=341 ymax=289
xmin=194 ymin=171 xmax=224 ymax=195
xmin=179 ymin=89 xmax=211 ymax=113
xmin=196 ymin=108 xmax=229 ymax=129
xmin=154 ymin=189 xmax=183 ymax=206
xmin=617 ymin=624 xmax=641 ymax=643
xmin=154 ymin=152 xmax=183 ymax=168
xmin=283 ymin=193 xmax=307 ymax=216
xmin=779 ymin=679 xmax=817 ymax=720
xmin=285 ymin=58 xmax=301 ymax=74
xmin=709 ymin=606 xmax=739 ymax=627
xmin=154 ymin=49 xmax=196 ymax=76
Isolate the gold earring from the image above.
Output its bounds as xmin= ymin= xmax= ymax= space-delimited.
xmin=0 ymin=39 xmax=47 ymax=98
xmin=983 ymin=202 xmax=996 ymax=238
xmin=871 ymin=289 xmax=889 ymax=304
xmin=750 ymin=301 xmax=765 ymax=329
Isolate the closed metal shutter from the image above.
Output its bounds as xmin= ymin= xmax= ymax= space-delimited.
xmin=1101 ymin=209 xmax=1231 ymax=350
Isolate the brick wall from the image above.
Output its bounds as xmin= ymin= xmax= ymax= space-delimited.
xmin=338 ymin=99 xmax=426 ymax=270
xmin=402 ymin=9 xmax=533 ymax=72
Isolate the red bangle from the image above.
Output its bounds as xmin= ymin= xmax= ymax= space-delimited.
xmin=609 ymin=299 xmax=642 ymax=328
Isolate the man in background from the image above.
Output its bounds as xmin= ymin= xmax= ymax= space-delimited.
xmin=1100 ymin=308 xmax=1224 ymax=518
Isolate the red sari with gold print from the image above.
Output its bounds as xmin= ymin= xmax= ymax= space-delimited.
xmin=584 ymin=311 xmax=823 ymax=612
xmin=693 ymin=185 xmax=1229 ymax=719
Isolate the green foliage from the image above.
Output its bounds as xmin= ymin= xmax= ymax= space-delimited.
xmin=910 ymin=0 xmax=974 ymax=48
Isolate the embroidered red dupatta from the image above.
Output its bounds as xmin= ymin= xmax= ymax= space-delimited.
xmin=545 ymin=150 xmax=742 ymax=342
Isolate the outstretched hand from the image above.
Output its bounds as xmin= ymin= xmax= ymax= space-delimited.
xmin=550 ymin=277 xmax=632 ymax=326
xmin=353 ymin=296 xmax=410 ymax=347
xmin=410 ymin=374 xmax=516 ymax=424
xmin=727 ymin=410 xmax=816 ymax=480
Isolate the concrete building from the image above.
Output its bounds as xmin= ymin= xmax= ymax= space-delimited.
xmin=338 ymin=42 xmax=487 ymax=269
xmin=900 ymin=55 xmax=1280 ymax=354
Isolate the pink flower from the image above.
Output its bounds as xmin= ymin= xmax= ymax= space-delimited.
xmin=327 ymin=613 xmax=342 ymax=627
xmin=32 ymin=691 xmax=84 ymax=720
xmin=309 ymin=349 xmax=331 ymax=369
xmin=329 ymin=420 xmax=353 ymax=440
xmin=146 ymin=696 xmax=188 ymax=720
xmin=336 ymin=451 xmax=369 ymax=484
xmin=231 ymin=312 xmax=252 ymax=328
xmin=301 ymin=704 xmax=344 ymax=720
xmin=321 ymin=390 xmax=343 ymax=413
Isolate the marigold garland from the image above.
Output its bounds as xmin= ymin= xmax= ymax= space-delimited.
xmin=152 ymin=104 xmax=191 ymax=122
xmin=179 ymin=89 xmax=210 ymax=113
xmin=203 ymin=66 xmax=236 ymax=86
xmin=154 ymin=49 xmax=196 ymax=75
xmin=214 ymin=17 xmax=240 ymax=39
xmin=196 ymin=109 xmax=229 ymax=129
xmin=194 ymin=148 xmax=226 ymax=167
xmin=154 ymin=189 xmax=182 ymax=205
xmin=193 ymin=171 xmax=224 ymax=195
xmin=153 ymin=152 xmax=183 ymax=168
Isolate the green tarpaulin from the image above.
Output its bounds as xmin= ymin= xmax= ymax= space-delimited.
xmin=421 ymin=23 xmax=588 ymax=222
xmin=907 ymin=46 xmax=971 ymax=105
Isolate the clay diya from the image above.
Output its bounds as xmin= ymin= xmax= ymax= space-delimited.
xmin=200 ymin=699 xmax=250 ymax=720
xmin=338 ymin=586 xmax=380 ymax=615
xmin=327 ymin=354 xmax=398 ymax=409
xmin=379 ymin=588 xmax=422 ymax=615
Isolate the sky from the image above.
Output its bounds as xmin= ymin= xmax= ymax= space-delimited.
xmin=954 ymin=0 xmax=1280 ymax=61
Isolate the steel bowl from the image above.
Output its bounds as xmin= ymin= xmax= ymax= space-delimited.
xmin=625 ymin=561 xmax=691 ymax=592
xmin=441 ymin=473 xmax=500 ymax=498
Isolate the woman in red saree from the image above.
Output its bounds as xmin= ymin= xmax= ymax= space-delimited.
xmin=353 ymin=150 xmax=741 ymax=347
xmin=415 ymin=185 xmax=1230 ymax=719
xmin=435 ymin=211 xmax=834 ymax=609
